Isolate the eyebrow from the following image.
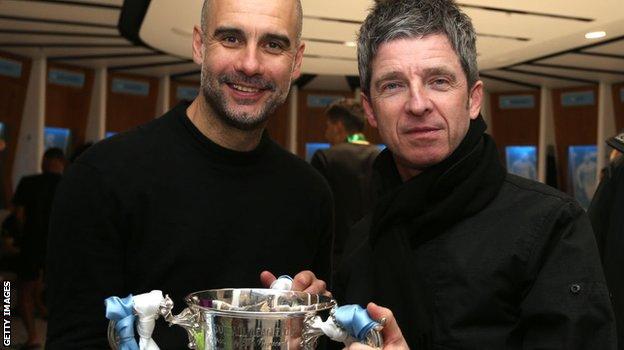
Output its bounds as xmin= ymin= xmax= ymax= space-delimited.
xmin=213 ymin=26 xmax=291 ymax=49
xmin=213 ymin=26 xmax=244 ymax=39
xmin=423 ymin=67 xmax=457 ymax=81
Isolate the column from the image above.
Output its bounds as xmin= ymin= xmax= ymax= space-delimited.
xmin=597 ymin=82 xmax=616 ymax=176
xmin=288 ymin=85 xmax=299 ymax=154
xmin=538 ymin=87 xmax=555 ymax=183
xmin=85 ymin=67 xmax=107 ymax=142
xmin=156 ymin=75 xmax=170 ymax=117
xmin=12 ymin=57 xmax=46 ymax=188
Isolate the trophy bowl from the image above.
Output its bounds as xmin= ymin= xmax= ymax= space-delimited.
xmin=107 ymin=288 xmax=383 ymax=349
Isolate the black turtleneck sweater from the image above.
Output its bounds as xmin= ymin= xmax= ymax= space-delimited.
xmin=45 ymin=102 xmax=333 ymax=349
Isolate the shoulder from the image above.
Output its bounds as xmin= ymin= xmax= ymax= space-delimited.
xmin=267 ymin=142 xmax=332 ymax=196
xmin=76 ymin=112 xmax=176 ymax=174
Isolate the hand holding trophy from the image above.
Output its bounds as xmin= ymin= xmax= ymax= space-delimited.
xmin=105 ymin=274 xmax=384 ymax=349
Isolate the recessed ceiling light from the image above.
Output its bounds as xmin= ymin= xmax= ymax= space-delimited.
xmin=344 ymin=41 xmax=357 ymax=47
xmin=585 ymin=31 xmax=606 ymax=39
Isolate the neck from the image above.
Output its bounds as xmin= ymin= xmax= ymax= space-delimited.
xmin=186 ymin=95 xmax=264 ymax=152
xmin=395 ymin=159 xmax=422 ymax=182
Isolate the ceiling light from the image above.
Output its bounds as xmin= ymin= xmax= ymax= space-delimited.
xmin=344 ymin=41 xmax=357 ymax=47
xmin=585 ymin=31 xmax=606 ymax=39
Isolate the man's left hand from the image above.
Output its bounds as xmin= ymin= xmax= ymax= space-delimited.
xmin=260 ymin=270 xmax=331 ymax=297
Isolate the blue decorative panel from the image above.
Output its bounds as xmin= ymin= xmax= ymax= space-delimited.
xmin=105 ymin=131 xmax=117 ymax=138
xmin=568 ymin=145 xmax=597 ymax=209
xmin=48 ymin=69 xmax=85 ymax=88
xmin=0 ymin=58 xmax=22 ymax=78
xmin=498 ymin=95 xmax=535 ymax=109
xmin=44 ymin=127 xmax=71 ymax=153
xmin=561 ymin=90 xmax=595 ymax=107
xmin=111 ymin=78 xmax=149 ymax=96
xmin=0 ymin=122 xmax=6 ymax=141
xmin=307 ymin=95 xmax=343 ymax=108
xmin=505 ymin=146 xmax=537 ymax=181
xmin=305 ymin=142 xmax=330 ymax=162
xmin=177 ymin=86 xmax=199 ymax=101
xmin=620 ymin=87 xmax=624 ymax=103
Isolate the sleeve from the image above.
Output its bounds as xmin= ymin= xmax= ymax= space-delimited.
xmin=45 ymin=162 xmax=125 ymax=350
xmin=12 ymin=177 xmax=27 ymax=207
xmin=310 ymin=150 xmax=329 ymax=179
xmin=312 ymin=182 xmax=334 ymax=289
xmin=587 ymin=169 xmax=615 ymax=260
xmin=519 ymin=201 xmax=616 ymax=350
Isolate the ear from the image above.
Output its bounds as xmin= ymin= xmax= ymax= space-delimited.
xmin=192 ymin=25 xmax=205 ymax=65
xmin=291 ymin=41 xmax=306 ymax=81
xmin=468 ymin=80 xmax=483 ymax=120
xmin=361 ymin=92 xmax=378 ymax=129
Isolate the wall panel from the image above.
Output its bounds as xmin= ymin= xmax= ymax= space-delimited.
xmin=552 ymin=86 xmax=598 ymax=192
xmin=46 ymin=63 xmax=94 ymax=155
xmin=489 ymin=91 xmax=541 ymax=163
xmin=613 ymin=82 xmax=624 ymax=133
xmin=0 ymin=51 xmax=31 ymax=204
xmin=106 ymin=72 xmax=159 ymax=133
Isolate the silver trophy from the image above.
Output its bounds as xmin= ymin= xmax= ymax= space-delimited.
xmin=107 ymin=288 xmax=384 ymax=349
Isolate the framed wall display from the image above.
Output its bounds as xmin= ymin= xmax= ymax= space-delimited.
xmin=106 ymin=131 xmax=117 ymax=138
xmin=568 ymin=145 xmax=597 ymax=209
xmin=176 ymin=86 xmax=199 ymax=101
xmin=0 ymin=57 xmax=22 ymax=78
xmin=0 ymin=122 xmax=6 ymax=141
xmin=505 ymin=145 xmax=537 ymax=181
xmin=111 ymin=78 xmax=150 ymax=96
xmin=44 ymin=127 xmax=72 ymax=154
xmin=48 ymin=69 xmax=85 ymax=88
xmin=305 ymin=142 xmax=330 ymax=162
xmin=498 ymin=95 xmax=535 ymax=109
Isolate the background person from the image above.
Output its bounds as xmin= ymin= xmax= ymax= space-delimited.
xmin=13 ymin=147 xmax=65 ymax=349
xmin=311 ymin=99 xmax=380 ymax=270
xmin=589 ymin=130 xmax=624 ymax=349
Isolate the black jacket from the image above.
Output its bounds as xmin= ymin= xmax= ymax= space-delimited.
xmin=311 ymin=142 xmax=380 ymax=269
xmin=336 ymin=174 xmax=616 ymax=349
xmin=589 ymin=156 xmax=624 ymax=349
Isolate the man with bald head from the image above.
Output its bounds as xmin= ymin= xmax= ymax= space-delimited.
xmin=46 ymin=1 xmax=333 ymax=348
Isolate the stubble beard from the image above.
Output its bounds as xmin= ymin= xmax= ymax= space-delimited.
xmin=200 ymin=64 xmax=290 ymax=131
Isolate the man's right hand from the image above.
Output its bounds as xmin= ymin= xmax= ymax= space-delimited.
xmin=346 ymin=303 xmax=409 ymax=350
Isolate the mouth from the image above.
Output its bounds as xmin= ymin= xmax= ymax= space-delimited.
xmin=229 ymin=83 xmax=263 ymax=94
xmin=405 ymin=126 xmax=442 ymax=134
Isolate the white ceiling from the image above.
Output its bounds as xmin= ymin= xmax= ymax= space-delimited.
xmin=1 ymin=0 xmax=623 ymax=92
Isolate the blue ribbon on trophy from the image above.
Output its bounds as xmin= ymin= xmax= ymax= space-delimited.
xmin=334 ymin=304 xmax=380 ymax=342
xmin=105 ymin=294 xmax=139 ymax=350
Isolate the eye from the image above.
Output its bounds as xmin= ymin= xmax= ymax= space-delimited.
xmin=431 ymin=78 xmax=451 ymax=89
xmin=221 ymin=36 xmax=241 ymax=47
xmin=382 ymin=82 xmax=402 ymax=92
xmin=264 ymin=41 xmax=285 ymax=53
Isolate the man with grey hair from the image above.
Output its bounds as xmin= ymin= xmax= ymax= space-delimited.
xmin=335 ymin=0 xmax=615 ymax=349
xmin=46 ymin=0 xmax=332 ymax=349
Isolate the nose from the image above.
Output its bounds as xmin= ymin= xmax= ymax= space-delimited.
xmin=405 ymin=83 xmax=432 ymax=117
xmin=234 ymin=44 xmax=264 ymax=77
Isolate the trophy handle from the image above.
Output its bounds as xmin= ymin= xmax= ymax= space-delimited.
xmin=107 ymin=295 xmax=201 ymax=350
xmin=301 ymin=306 xmax=384 ymax=349
xmin=159 ymin=295 xmax=202 ymax=349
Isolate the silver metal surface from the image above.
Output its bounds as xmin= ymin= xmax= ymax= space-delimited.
xmin=108 ymin=288 xmax=384 ymax=349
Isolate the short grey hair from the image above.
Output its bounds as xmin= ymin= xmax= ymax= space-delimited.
xmin=358 ymin=0 xmax=479 ymax=96
xmin=201 ymin=0 xmax=303 ymax=42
